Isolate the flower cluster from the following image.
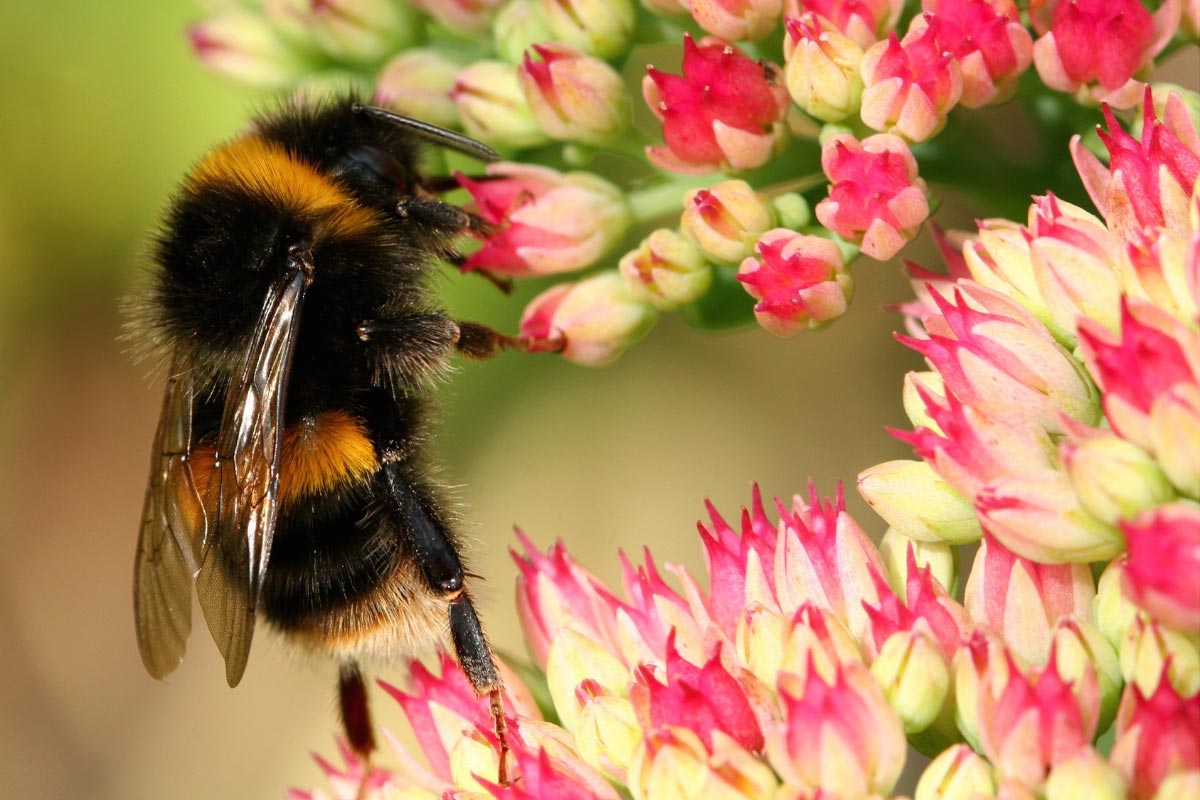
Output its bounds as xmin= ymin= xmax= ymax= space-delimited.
xmin=284 ymin=82 xmax=1200 ymax=799
xmin=186 ymin=0 xmax=1199 ymax=359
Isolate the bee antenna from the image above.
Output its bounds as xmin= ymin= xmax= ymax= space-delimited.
xmin=352 ymin=104 xmax=500 ymax=163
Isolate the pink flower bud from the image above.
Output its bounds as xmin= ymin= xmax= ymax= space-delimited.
xmin=631 ymin=635 xmax=765 ymax=753
xmin=777 ymin=602 xmax=865 ymax=682
xmin=518 ymin=272 xmax=657 ymax=366
xmin=644 ymin=35 xmax=790 ymax=174
xmin=737 ymin=229 xmax=853 ymax=337
xmin=1149 ymin=383 xmax=1200 ymax=498
xmin=1071 ymin=90 xmax=1200 ymax=239
xmin=912 ymin=1 xmax=1033 ymax=108
xmin=1044 ymin=748 xmax=1129 ymax=800
xmin=869 ymin=627 xmax=953 ymax=733
xmin=773 ymin=484 xmax=889 ymax=643
xmin=689 ymin=0 xmax=782 ymax=41
xmin=864 ymin=548 xmax=971 ymax=663
xmin=770 ymin=659 xmax=907 ymax=795
xmin=783 ymin=14 xmax=865 ymax=123
xmin=1096 ymin=559 xmax=1140 ymax=648
xmin=953 ymin=632 xmax=1014 ymax=752
xmin=976 ymin=469 xmax=1125 ymax=563
xmin=859 ymin=27 xmax=963 ymax=142
xmin=964 ymin=535 xmax=1095 ymax=666
xmin=540 ymin=0 xmax=635 ymax=59
xmin=878 ymin=528 xmax=959 ymax=598
xmin=680 ymin=179 xmax=776 ymax=264
xmin=786 ymin=0 xmax=904 ymax=48
xmin=518 ymin=43 xmax=630 ymax=145
xmin=1110 ymin=665 xmax=1200 ymax=800
xmin=1031 ymin=0 xmax=1177 ymax=108
xmin=188 ymin=9 xmax=310 ymax=89
xmin=479 ymin=727 xmax=622 ymax=800
xmin=1078 ymin=298 xmax=1200 ymax=452
xmin=975 ymin=652 xmax=1101 ymax=788
xmin=1124 ymin=227 xmax=1200 ymax=324
xmin=1119 ymin=614 xmax=1200 ymax=699
xmin=619 ymin=228 xmax=712 ymax=311
xmin=816 ymin=133 xmax=929 ymax=261
xmin=493 ymin=0 xmax=554 ymax=63
xmin=574 ymin=691 xmax=640 ymax=780
xmin=374 ymin=49 xmax=462 ymax=129
xmin=412 ymin=0 xmax=505 ymax=35
xmin=512 ymin=530 xmax=615 ymax=666
xmin=458 ymin=163 xmax=631 ymax=277
xmin=304 ymin=0 xmax=418 ymax=62
xmin=546 ymin=628 xmax=633 ymax=731
xmin=697 ymin=486 xmax=781 ymax=637
xmin=593 ymin=549 xmax=704 ymax=668
xmin=452 ymin=60 xmax=548 ymax=148
xmin=1051 ymin=617 xmax=1123 ymax=734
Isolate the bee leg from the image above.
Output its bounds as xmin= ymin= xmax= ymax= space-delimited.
xmin=453 ymin=321 xmax=526 ymax=359
xmin=338 ymin=661 xmax=377 ymax=799
xmin=449 ymin=593 xmax=510 ymax=786
xmin=442 ymin=252 xmax=513 ymax=294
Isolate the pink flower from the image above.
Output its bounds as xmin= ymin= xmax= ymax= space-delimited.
xmin=593 ymin=549 xmax=704 ymax=667
xmin=1031 ymin=0 xmax=1178 ymax=108
xmin=188 ymin=9 xmax=308 ymax=88
xmin=771 ymin=659 xmax=908 ymax=795
xmin=518 ymin=42 xmax=630 ymax=145
xmin=1078 ymin=298 xmax=1200 ymax=452
xmin=1110 ymin=665 xmax=1200 ymax=799
xmin=697 ymin=485 xmax=780 ymax=638
xmin=680 ymin=179 xmax=776 ymax=265
xmin=1071 ymin=90 xmax=1200 ymax=240
xmin=976 ymin=652 xmax=1101 ymax=787
xmin=457 ymin=163 xmax=631 ymax=278
xmin=1121 ymin=503 xmax=1200 ymax=633
xmin=479 ymin=733 xmax=621 ymax=800
xmin=411 ymin=0 xmax=505 ymax=35
xmin=517 ymin=272 xmax=657 ymax=366
xmin=859 ymin=27 xmax=963 ymax=142
xmin=786 ymin=0 xmax=904 ymax=48
xmin=737 ymin=229 xmax=854 ymax=337
xmin=815 ymin=133 xmax=929 ymax=260
xmin=964 ymin=535 xmax=1095 ymax=665
xmin=912 ymin=0 xmax=1033 ymax=108
xmin=688 ymin=0 xmax=783 ymax=41
xmin=643 ymin=34 xmax=789 ymax=174
xmin=631 ymin=634 xmax=765 ymax=753
xmin=863 ymin=547 xmax=972 ymax=662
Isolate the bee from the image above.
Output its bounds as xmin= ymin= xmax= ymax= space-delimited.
xmin=129 ymin=96 xmax=518 ymax=783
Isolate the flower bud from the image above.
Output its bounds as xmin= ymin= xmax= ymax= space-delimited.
xmin=1111 ymin=666 xmax=1200 ymax=800
xmin=452 ymin=60 xmax=548 ymax=148
xmin=1121 ymin=503 xmax=1200 ymax=632
xmin=1062 ymin=430 xmax=1175 ymax=527
xmin=518 ymin=43 xmax=630 ymax=145
xmin=1052 ymin=617 xmax=1123 ymax=735
xmin=858 ymin=459 xmax=981 ymax=544
xmin=913 ymin=1 xmax=1033 ymax=108
xmin=374 ymin=49 xmax=462 ymax=129
xmin=915 ymin=744 xmax=996 ymax=800
xmin=965 ymin=535 xmax=1095 ymax=666
xmin=1095 ymin=558 xmax=1140 ymax=649
xmin=188 ymin=9 xmax=310 ymax=89
xmin=737 ymin=229 xmax=853 ymax=337
xmin=860 ymin=27 xmax=963 ymax=142
xmin=493 ymin=0 xmax=554 ymax=63
xmin=619 ymin=228 xmax=712 ymax=311
xmin=1044 ymin=748 xmax=1129 ymax=800
xmin=458 ymin=163 xmax=631 ymax=277
xmin=546 ymin=627 xmax=632 ymax=731
xmin=778 ymin=603 xmax=865 ymax=683
xmin=902 ymin=370 xmax=946 ymax=431
xmin=870 ymin=628 xmax=952 ymax=733
xmin=520 ymin=272 xmax=658 ymax=366
xmin=306 ymin=0 xmax=419 ymax=62
xmin=412 ymin=0 xmax=504 ymax=36
xmin=1155 ymin=772 xmax=1200 ymax=800
xmin=644 ymin=35 xmax=790 ymax=174
xmin=782 ymin=13 xmax=865 ymax=123
xmin=878 ymin=528 xmax=957 ymax=600
xmin=574 ymin=691 xmax=640 ymax=780
xmin=628 ymin=728 xmax=778 ymax=800
xmin=954 ymin=633 xmax=1013 ymax=753
xmin=816 ymin=133 xmax=929 ymax=261
xmin=689 ymin=0 xmax=781 ymax=41
xmin=680 ymin=180 xmax=776 ymax=265
xmin=976 ymin=469 xmax=1125 ymax=563
xmin=787 ymin=0 xmax=903 ymax=49
xmin=1150 ymin=384 xmax=1200 ymax=500
xmin=771 ymin=660 xmax=907 ymax=796
xmin=539 ymin=0 xmax=635 ymax=59
xmin=1120 ymin=614 xmax=1200 ymax=698
xmin=735 ymin=604 xmax=787 ymax=688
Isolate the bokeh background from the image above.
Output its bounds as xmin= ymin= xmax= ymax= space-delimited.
xmin=1 ymin=3 xmax=1194 ymax=799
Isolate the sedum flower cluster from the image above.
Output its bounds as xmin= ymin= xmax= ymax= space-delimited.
xmin=186 ymin=1 xmax=1200 ymax=798
xmin=190 ymin=0 xmax=1199 ymax=364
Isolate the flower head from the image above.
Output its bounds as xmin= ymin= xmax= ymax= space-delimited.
xmin=689 ymin=0 xmax=783 ymax=41
xmin=787 ymin=0 xmax=904 ymax=48
xmin=518 ymin=272 xmax=657 ymax=366
xmin=737 ymin=229 xmax=854 ymax=337
xmin=859 ymin=27 xmax=963 ymax=142
xmin=1121 ymin=503 xmax=1200 ymax=633
xmin=913 ymin=0 xmax=1033 ymax=108
xmin=518 ymin=43 xmax=630 ymax=145
xmin=1110 ymin=665 xmax=1200 ymax=799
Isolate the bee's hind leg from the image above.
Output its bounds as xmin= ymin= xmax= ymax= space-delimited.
xmin=338 ymin=661 xmax=377 ymax=800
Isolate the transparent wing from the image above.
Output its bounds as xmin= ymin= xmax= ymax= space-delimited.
xmin=197 ymin=265 xmax=309 ymax=687
xmin=133 ymin=356 xmax=205 ymax=680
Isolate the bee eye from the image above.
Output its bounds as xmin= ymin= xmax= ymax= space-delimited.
xmin=341 ymin=145 xmax=408 ymax=191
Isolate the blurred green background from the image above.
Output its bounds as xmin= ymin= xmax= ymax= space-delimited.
xmin=2 ymin=3 xmax=1190 ymax=798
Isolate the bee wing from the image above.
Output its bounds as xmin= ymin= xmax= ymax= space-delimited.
xmin=133 ymin=355 xmax=205 ymax=680
xmin=196 ymin=265 xmax=310 ymax=687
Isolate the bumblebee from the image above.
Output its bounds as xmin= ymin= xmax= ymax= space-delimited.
xmin=130 ymin=96 xmax=515 ymax=781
